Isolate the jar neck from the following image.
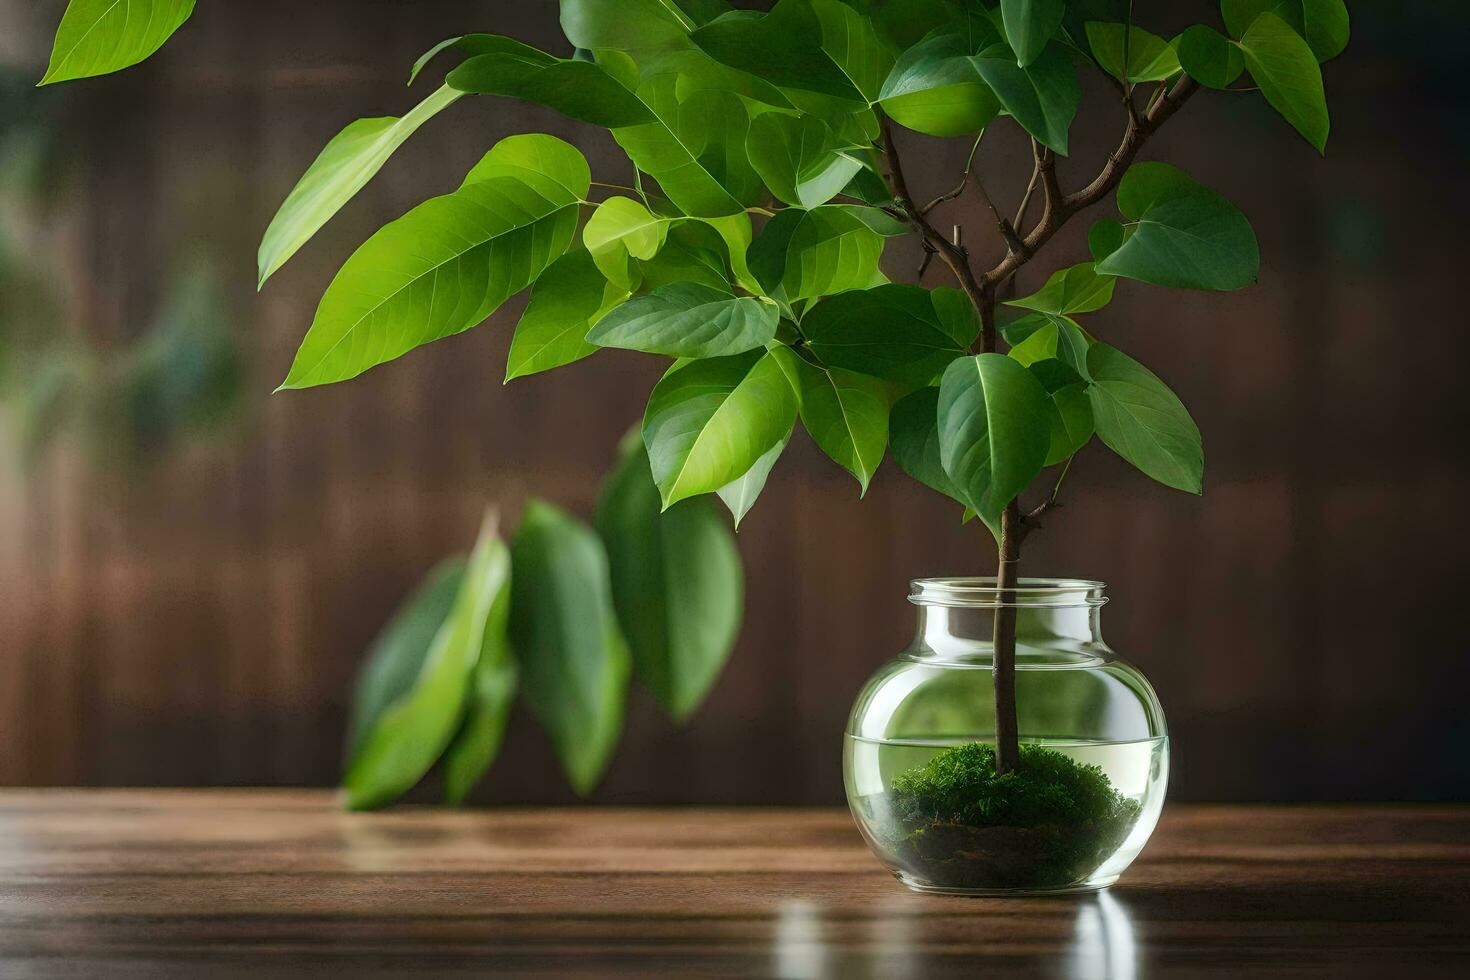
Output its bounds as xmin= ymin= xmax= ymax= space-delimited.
xmin=908 ymin=578 xmax=1108 ymax=661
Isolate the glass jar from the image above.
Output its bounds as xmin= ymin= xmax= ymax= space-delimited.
xmin=844 ymin=578 xmax=1168 ymax=896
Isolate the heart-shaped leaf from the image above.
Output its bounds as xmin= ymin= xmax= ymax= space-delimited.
xmin=937 ymin=352 xmax=1052 ymax=527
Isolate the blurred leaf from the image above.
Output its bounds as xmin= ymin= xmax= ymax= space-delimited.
xmin=588 ymin=283 xmax=777 ymax=358
xmin=1238 ymin=12 xmax=1330 ymax=153
xmin=346 ymin=561 xmax=466 ymax=762
xmin=440 ymin=535 xmax=517 ymax=805
xmin=1086 ymin=343 xmax=1203 ymax=493
xmin=40 ymin=0 xmax=195 ymax=85
xmin=643 ymin=349 xmax=800 ymax=508
xmin=506 ymin=250 xmax=627 ymax=382
xmin=511 ymin=500 xmax=631 ymax=796
xmin=344 ymin=514 xmax=511 ymax=810
xmin=258 ymin=86 xmax=461 ymax=286
xmin=597 ymin=433 xmax=743 ymax=724
xmin=1094 ymin=162 xmax=1259 ymax=291
xmin=280 ymin=137 xmax=588 ymax=389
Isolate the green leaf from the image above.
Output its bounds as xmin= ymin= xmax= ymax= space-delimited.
xmin=506 ymin=250 xmax=628 ymax=382
xmin=937 ymin=352 xmax=1051 ymax=527
xmin=457 ymin=132 xmax=593 ymax=195
xmin=747 ymin=113 xmax=863 ymax=210
xmin=640 ymin=220 xmax=740 ymax=291
xmin=1222 ymin=0 xmax=1349 ymax=62
xmin=1084 ymin=22 xmax=1181 ymax=82
xmin=971 ymin=43 xmax=1080 ymax=154
xmin=689 ymin=0 xmax=885 ymax=103
xmin=1005 ymin=312 xmax=1091 ymax=379
xmin=1000 ymin=0 xmax=1066 ymax=68
xmin=1088 ymin=217 xmax=1127 ymax=261
xmin=1175 ymin=25 xmax=1245 ymax=89
xmin=1042 ymin=382 xmax=1094 ymax=466
xmin=559 ymin=0 xmax=703 ymax=58
xmin=40 ymin=0 xmax=195 ymax=85
xmin=1005 ymin=262 xmax=1115 ymax=315
xmin=588 ymin=283 xmax=777 ymax=358
xmin=440 ymin=524 xmax=517 ymax=806
xmin=280 ymin=137 xmax=588 ymax=389
xmin=584 ymin=196 xmax=668 ymax=291
xmin=1086 ymin=343 xmax=1202 ymax=493
xmin=597 ymin=433 xmax=743 ymax=724
xmin=879 ymin=31 xmax=1002 ymax=137
xmin=446 ymin=48 xmax=654 ymax=127
xmin=1238 ymin=12 xmax=1330 ymax=153
xmin=345 ymin=560 xmax=465 ymax=763
xmin=257 ymin=85 xmax=461 ymax=287
xmin=643 ymin=349 xmax=800 ymax=508
xmin=613 ymin=73 xmax=758 ymax=217
xmin=1094 ymin=162 xmax=1259 ymax=291
xmin=344 ymin=514 xmax=511 ymax=811
xmin=717 ymin=428 xmax=791 ymax=527
xmin=748 ymin=206 xmax=893 ymax=302
xmin=510 ymin=499 xmax=631 ymax=796
xmin=889 ymin=386 xmax=965 ymax=506
xmin=793 ymin=358 xmax=890 ymax=494
xmin=802 ymin=284 xmax=978 ymax=386
xmin=411 ymin=33 xmax=556 ymax=86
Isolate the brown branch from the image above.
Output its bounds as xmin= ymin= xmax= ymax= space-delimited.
xmin=974 ymin=176 xmax=1028 ymax=258
xmin=1014 ymin=141 xmax=1043 ymax=230
xmin=879 ymin=117 xmax=996 ymax=349
xmin=984 ymin=74 xmax=1200 ymax=289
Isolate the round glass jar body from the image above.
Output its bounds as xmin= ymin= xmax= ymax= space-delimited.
xmin=844 ymin=578 xmax=1168 ymax=896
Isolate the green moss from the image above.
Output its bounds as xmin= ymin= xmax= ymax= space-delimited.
xmin=881 ymin=742 xmax=1141 ymax=891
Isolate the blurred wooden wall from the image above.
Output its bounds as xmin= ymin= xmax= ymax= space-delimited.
xmin=0 ymin=1 xmax=1465 ymax=802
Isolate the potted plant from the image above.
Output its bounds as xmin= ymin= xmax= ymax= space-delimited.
xmin=36 ymin=0 xmax=1347 ymax=892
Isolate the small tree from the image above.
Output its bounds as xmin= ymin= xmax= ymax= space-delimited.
xmin=39 ymin=0 xmax=1346 ymax=776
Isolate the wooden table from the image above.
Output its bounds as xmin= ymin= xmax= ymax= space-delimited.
xmin=0 ymin=792 xmax=1465 ymax=977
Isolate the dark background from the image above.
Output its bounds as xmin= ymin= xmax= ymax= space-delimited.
xmin=0 ymin=1 xmax=1464 ymax=803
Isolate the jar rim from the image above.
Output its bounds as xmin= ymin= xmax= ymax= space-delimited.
xmin=909 ymin=577 xmax=1108 ymax=608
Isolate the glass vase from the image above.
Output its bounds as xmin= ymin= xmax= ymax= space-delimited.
xmin=844 ymin=578 xmax=1168 ymax=896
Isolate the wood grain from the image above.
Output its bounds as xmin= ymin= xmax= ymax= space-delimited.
xmin=0 ymin=793 xmax=1466 ymax=978
xmin=2 ymin=0 xmax=1468 ymax=806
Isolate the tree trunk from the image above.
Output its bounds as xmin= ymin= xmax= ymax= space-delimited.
xmin=992 ymin=500 xmax=1022 ymax=774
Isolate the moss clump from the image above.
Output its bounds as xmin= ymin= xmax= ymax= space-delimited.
xmin=882 ymin=742 xmax=1141 ymax=891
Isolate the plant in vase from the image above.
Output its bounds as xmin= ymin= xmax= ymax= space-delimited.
xmin=36 ymin=0 xmax=1347 ymax=891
